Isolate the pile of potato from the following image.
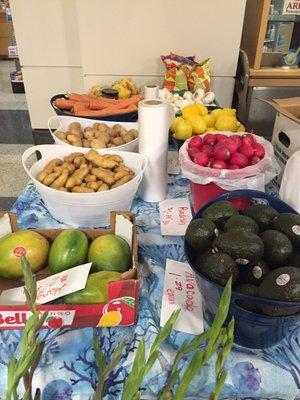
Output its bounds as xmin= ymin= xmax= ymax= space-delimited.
xmin=36 ymin=150 xmax=135 ymax=193
xmin=55 ymin=122 xmax=138 ymax=149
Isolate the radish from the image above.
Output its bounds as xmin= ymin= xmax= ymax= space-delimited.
xmin=201 ymin=144 xmax=214 ymax=154
xmin=194 ymin=152 xmax=210 ymax=166
xmin=230 ymin=152 xmax=248 ymax=168
xmin=203 ymin=134 xmax=217 ymax=146
xmin=212 ymin=160 xmax=228 ymax=169
xmin=252 ymin=142 xmax=265 ymax=159
xmin=228 ymin=164 xmax=241 ymax=170
xmin=209 ymin=157 xmax=216 ymax=167
xmin=221 ymin=138 xmax=238 ymax=154
xmin=187 ymin=147 xmax=200 ymax=160
xmin=216 ymin=134 xmax=228 ymax=143
xmin=188 ymin=136 xmax=203 ymax=150
xmin=231 ymin=135 xmax=242 ymax=148
xmin=213 ymin=145 xmax=230 ymax=161
xmin=239 ymin=143 xmax=254 ymax=158
xmin=243 ymin=134 xmax=254 ymax=146
xmin=249 ymin=155 xmax=261 ymax=165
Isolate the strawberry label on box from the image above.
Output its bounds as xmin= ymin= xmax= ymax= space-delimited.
xmin=159 ymin=198 xmax=192 ymax=236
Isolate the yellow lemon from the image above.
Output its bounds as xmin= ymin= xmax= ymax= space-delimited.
xmin=170 ymin=117 xmax=183 ymax=132
xmin=181 ymin=104 xmax=201 ymax=119
xmin=218 ymin=108 xmax=237 ymax=117
xmin=206 ymin=127 xmax=217 ymax=132
xmin=187 ymin=114 xmax=207 ymax=134
xmin=210 ymin=108 xmax=222 ymax=119
xmin=97 ymin=310 xmax=122 ymax=327
xmin=203 ymin=114 xmax=216 ymax=128
xmin=237 ymin=123 xmax=246 ymax=132
xmin=173 ymin=119 xmax=193 ymax=140
xmin=215 ymin=116 xmax=238 ymax=132
xmin=195 ymin=104 xmax=208 ymax=116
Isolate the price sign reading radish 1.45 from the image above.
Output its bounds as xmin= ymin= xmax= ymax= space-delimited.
xmin=159 ymin=198 xmax=192 ymax=236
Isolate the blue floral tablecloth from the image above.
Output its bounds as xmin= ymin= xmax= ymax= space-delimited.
xmin=0 ymin=177 xmax=299 ymax=400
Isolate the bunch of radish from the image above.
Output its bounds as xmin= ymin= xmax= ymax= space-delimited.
xmin=187 ymin=133 xmax=265 ymax=169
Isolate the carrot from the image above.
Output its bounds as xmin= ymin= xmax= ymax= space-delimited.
xmin=75 ymin=104 xmax=137 ymax=117
xmin=73 ymin=102 xmax=88 ymax=114
xmin=54 ymin=98 xmax=75 ymax=110
xmin=89 ymin=98 xmax=118 ymax=110
xmin=68 ymin=93 xmax=91 ymax=104
xmin=106 ymin=95 xmax=142 ymax=110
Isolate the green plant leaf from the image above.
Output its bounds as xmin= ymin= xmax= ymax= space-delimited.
xmin=122 ymin=339 xmax=145 ymax=400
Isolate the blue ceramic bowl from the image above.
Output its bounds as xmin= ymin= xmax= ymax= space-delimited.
xmin=50 ymin=94 xmax=138 ymax=122
xmin=185 ymin=189 xmax=300 ymax=349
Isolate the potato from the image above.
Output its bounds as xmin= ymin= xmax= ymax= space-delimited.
xmin=57 ymin=187 xmax=69 ymax=192
xmin=55 ymin=131 xmax=67 ymax=141
xmin=73 ymin=156 xmax=87 ymax=168
xmin=50 ymin=169 xmax=70 ymax=188
xmin=87 ymin=181 xmax=100 ymax=191
xmin=66 ymin=134 xmax=82 ymax=147
xmin=90 ymin=139 xmax=107 ymax=149
xmin=97 ymin=123 xmax=109 ymax=132
xmin=83 ymin=130 xmax=95 ymax=140
xmin=95 ymin=131 xmax=110 ymax=144
xmin=84 ymin=174 xmax=97 ymax=183
xmin=118 ymin=127 xmax=128 ymax=138
xmin=104 ymin=154 xmax=123 ymax=163
xmin=53 ymin=166 xmax=63 ymax=174
xmin=97 ymin=183 xmax=109 ymax=192
xmin=62 ymin=162 xmax=76 ymax=174
xmin=111 ymin=124 xmax=122 ymax=136
xmin=111 ymin=174 xmax=133 ymax=188
xmin=69 ymin=128 xmax=83 ymax=139
xmin=129 ymin=129 xmax=138 ymax=138
xmin=82 ymin=139 xmax=91 ymax=148
xmin=107 ymin=143 xmax=115 ymax=148
xmin=43 ymin=159 xmax=62 ymax=174
xmin=65 ymin=153 xmax=84 ymax=163
xmin=123 ymin=133 xmax=134 ymax=143
xmin=91 ymin=167 xmax=115 ymax=185
xmin=69 ymin=122 xmax=81 ymax=130
xmin=112 ymin=137 xmax=125 ymax=146
xmin=85 ymin=150 xmax=118 ymax=169
xmin=65 ymin=177 xmax=82 ymax=189
xmin=42 ymin=172 xmax=61 ymax=186
xmin=71 ymin=186 xmax=94 ymax=193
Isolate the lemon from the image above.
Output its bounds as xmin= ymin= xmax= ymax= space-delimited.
xmin=187 ymin=114 xmax=207 ymax=134
xmin=203 ymin=114 xmax=216 ymax=128
xmin=215 ymin=116 xmax=238 ymax=132
xmin=173 ymin=119 xmax=193 ymax=140
xmin=237 ymin=123 xmax=246 ymax=132
xmin=170 ymin=117 xmax=183 ymax=132
xmin=218 ymin=108 xmax=236 ymax=117
xmin=181 ymin=104 xmax=201 ymax=119
xmin=210 ymin=108 xmax=222 ymax=119
xmin=195 ymin=104 xmax=208 ymax=116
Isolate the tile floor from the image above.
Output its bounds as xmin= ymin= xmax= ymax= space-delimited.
xmin=0 ymin=60 xmax=52 ymax=210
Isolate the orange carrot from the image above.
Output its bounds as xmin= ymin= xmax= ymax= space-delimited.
xmin=89 ymin=98 xmax=118 ymax=110
xmin=106 ymin=95 xmax=142 ymax=110
xmin=68 ymin=93 xmax=91 ymax=104
xmin=73 ymin=102 xmax=88 ymax=114
xmin=75 ymin=104 xmax=137 ymax=117
xmin=54 ymin=98 xmax=75 ymax=110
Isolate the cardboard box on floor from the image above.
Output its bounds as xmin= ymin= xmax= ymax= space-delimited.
xmin=262 ymin=97 xmax=300 ymax=187
xmin=0 ymin=212 xmax=139 ymax=330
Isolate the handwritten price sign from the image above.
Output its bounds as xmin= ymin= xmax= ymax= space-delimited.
xmin=160 ymin=259 xmax=203 ymax=335
xmin=159 ymin=198 xmax=192 ymax=236
xmin=0 ymin=263 xmax=92 ymax=306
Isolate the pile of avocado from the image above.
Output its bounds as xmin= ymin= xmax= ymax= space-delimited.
xmin=185 ymin=200 xmax=300 ymax=316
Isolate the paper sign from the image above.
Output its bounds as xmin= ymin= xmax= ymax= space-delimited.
xmin=0 ymin=263 xmax=92 ymax=306
xmin=283 ymin=0 xmax=300 ymax=14
xmin=0 ymin=214 xmax=12 ymax=239
xmin=115 ymin=214 xmax=133 ymax=249
xmin=160 ymin=259 xmax=203 ymax=335
xmin=168 ymin=151 xmax=180 ymax=175
xmin=159 ymin=198 xmax=192 ymax=236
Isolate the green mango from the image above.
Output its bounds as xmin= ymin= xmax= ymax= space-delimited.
xmin=63 ymin=271 xmax=121 ymax=304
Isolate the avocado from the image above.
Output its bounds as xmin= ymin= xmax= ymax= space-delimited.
xmin=185 ymin=218 xmax=218 ymax=252
xmin=260 ymin=230 xmax=293 ymax=267
xmin=199 ymin=252 xmax=238 ymax=286
xmin=213 ymin=231 xmax=264 ymax=265
xmin=193 ymin=249 xmax=214 ymax=270
xmin=258 ymin=266 xmax=300 ymax=316
xmin=239 ymin=260 xmax=269 ymax=286
xmin=271 ymin=213 xmax=300 ymax=250
xmin=224 ymin=215 xmax=259 ymax=234
xmin=202 ymin=200 xmax=238 ymax=228
xmin=289 ymin=252 xmax=300 ymax=268
xmin=236 ymin=284 xmax=260 ymax=313
xmin=243 ymin=204 xmax=279 ymax=230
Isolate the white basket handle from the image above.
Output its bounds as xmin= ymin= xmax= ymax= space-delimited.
xmin=137 ymin=155 xmax=148 ymax=184
xmin=47 ymin=115 xmax=62 ymax=135
xmin=22 ymin=145 xmax=53 ymax=178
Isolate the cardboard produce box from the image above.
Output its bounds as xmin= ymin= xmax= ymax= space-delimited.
xmin=0 ymin=212 xmax=139 ymax=330
xmin=263 ymin=98 xmax=300 ymax=187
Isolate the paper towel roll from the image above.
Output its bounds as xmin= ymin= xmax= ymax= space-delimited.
xmin=138 ymin=99 xmax=170 ymax=202
xmin=144 ymin=84 xmax=159 ymax=100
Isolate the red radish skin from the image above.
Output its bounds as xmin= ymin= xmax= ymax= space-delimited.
xmin=213 ymin=145 xmax=231 ymax=161
xmin=230 ymin=152 xmax=248 ymax=168
xmin=216 ymin=134 xmax=228 ymax=143
xmin=249 ymin=155 xmax=261 ymax=165
xmin=212 ymin=160 xmax=228 ymax=169
xmin=221 ymin=138 xmax=238 ymax=154
xmin=228 ymin=164 xmax=241 ymax=170
xmin=209 ymin=157 xmax=216 ymax=167
xmin=187 ymin=147 xmax=200 ymax=160
xmin=203 ymin=134 xmax=217 ymax=146
xmin=252 ymin=142 xmax=265 ymax=159
xmin=201 ymin=144 xmax=214 ymax=154
xmin=242 ymin=134 xmax=254 ymax=146
xmin=239 ymin=143 xmax=254 ymax=158
xmin=188 ymin=136 xmax=203 ymax=149
xmin=194 ymin=152 xmax=210 ymax=166
xmin=231 ymin=135 xmax=242 ymax=148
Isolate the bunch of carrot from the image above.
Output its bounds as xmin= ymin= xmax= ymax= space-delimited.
xmin=53 ymin=93 xmax=142 ymax=117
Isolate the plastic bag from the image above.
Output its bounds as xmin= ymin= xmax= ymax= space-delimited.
xmin=279 ymin=150 xmax=300 ymax=213
xmin=179 ymin=132 xmax=280 ymax=191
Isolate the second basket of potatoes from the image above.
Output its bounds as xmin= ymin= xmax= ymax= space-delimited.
xmin=48 ymin=115 xmax=139 ymax=152
xmin=22 ymin=145 xmax=147 ymax=226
